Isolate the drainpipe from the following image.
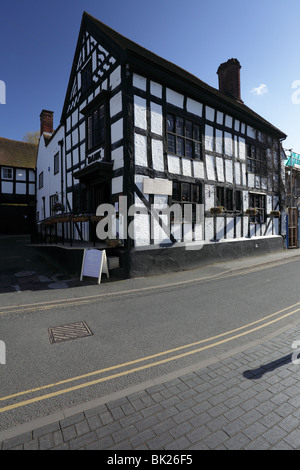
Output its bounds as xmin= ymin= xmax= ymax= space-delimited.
xmin=58 ymin=139 xmax=64 ymax=243
xmin=58 ymin=139 xmax=64 ymax=206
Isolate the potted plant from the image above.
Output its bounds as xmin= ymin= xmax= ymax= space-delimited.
xmin=52 ymin=202 xmax=64 ymax=213
xmin=105 ymin=233 xmax=122 ymax=248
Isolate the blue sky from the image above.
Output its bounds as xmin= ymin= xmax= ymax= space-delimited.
xmin=1 ymin=0 xmax=300 ymax=152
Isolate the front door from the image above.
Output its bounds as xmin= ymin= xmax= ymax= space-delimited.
xmin=89 ymin=181 xmax=110 ymax=243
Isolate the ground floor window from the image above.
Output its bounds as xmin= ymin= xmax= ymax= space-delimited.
xmin=50 ymin=194 xmax=59 ymax=216
xmin=171 ymin=181 xmax=202 ymax=226
xmin=249 ymin=193 xmax=266 ymax=223
xmin=216 ymin=186 xmax=242 ymax=212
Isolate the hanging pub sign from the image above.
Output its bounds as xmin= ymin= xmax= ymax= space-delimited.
xmin=80 ymin=249 xmax=109 ymax=284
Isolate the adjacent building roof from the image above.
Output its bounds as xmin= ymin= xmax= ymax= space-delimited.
xmin=0 ymin=137 xmax=37 ymax=169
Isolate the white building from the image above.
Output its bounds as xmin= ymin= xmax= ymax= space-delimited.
xmin=35 ymin=12 xmax=287 ymax=277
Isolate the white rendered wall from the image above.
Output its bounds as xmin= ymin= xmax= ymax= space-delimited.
xmin=36 ymin=126 xmax=64 ymax=221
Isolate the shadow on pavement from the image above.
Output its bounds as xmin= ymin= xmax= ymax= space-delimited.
xmin=0 ymin=235 xmax=100 ymax=293
xmin=243 ymin=353 xmax=292 ymax=380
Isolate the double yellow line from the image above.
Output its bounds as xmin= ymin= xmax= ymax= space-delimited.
xmin=1 ymin=299 xmax=300 ymax=413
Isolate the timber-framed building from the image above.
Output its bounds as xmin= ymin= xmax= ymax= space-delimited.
xmin=35 ymin=12 xmax=287 ymax=277
xmin=0 ymin=137 xmax=37 ymax=234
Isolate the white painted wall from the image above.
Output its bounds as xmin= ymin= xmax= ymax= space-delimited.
xmin=36 ymin=126 xmax=64 ymax=221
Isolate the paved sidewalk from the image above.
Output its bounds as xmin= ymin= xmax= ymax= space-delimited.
xmin=1 ymin=321 xmax=300 ymax=450
xmin=0 ymin=235 xmax=115 ymax=293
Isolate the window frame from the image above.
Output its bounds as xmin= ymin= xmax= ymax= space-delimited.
xmin=54 ymin=152 xmax=59 ymax=175
xmin=249 ymin=193 xmax=266 ymax=224
xmin=49 ymin=194 xmax=58 ymax=216
xmin=171 ymin=181 xmax=202 ymax=224
xmin=246 ymin=143 xmax=267 ymax=177
xmin=1 ymin=167 xmax=13 ymax=180
xmin=38 ymin=171 xmax=44 ymax=190
xmin=216 ymin=186 xmax=243 ymax=212
xmin=86 ymin=104 xmax=105 ymax=152
xmin=81 ymin=60 xmax=93 ymax=95
xmin=167 ymin=112 xmax=202 ymax=160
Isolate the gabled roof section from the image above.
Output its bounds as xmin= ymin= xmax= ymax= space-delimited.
xmin=61 ymin=13 xmax=122 ymax=120
xmin=62 ymin=12 xmax=286 ymax=139
xmin=0 ymin=137 xmax=37 ymax=169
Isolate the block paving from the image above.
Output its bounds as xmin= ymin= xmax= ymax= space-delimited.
xmin=2 ymin=324 xmax=300 ymax=450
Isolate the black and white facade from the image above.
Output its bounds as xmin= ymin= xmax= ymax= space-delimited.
xmin=36 ymin=12 xmax=287 ymax=277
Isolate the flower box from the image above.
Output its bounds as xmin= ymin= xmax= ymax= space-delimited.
xmin=72 ymin=215 xmax=89 ymax=222
xmin=90 ymin=215 xmax=104 ymax=222
xmin=245 ymin=208 xmax=258 ymax=216
xmin=105 ymin=238 xmax=122 ymax=248
xmin=210 ymin=206 xmax=224 ymax=215
xmin=57 ymin=215 xmax=71 ymax=223
xmin=52 ymin=202 xmax=64 ymax=213
xmin=270 ymin=210 xmax=280 ymax=217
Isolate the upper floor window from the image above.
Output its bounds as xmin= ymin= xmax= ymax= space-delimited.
xmin=167 ymin=113 xmax=202 ymax=159
xmin=54 ymin=153 xmax=59 ymax=175
xmin=1 ymin=167 xmax=13 ymax=179
xmin=16 ymin=169 xmax=26 ymax=181
xmin=87 ymin=104 xmax=105 ymax=151
xmin=246 ymin=144 xmax=267 ymax=176
xmin=39 ymin=171 xmax=44 ymax=189
xmin=81 ymin=60 xmax=92 ymax=94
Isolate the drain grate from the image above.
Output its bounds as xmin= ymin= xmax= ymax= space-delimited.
xmin=48 ymin=321 xmax=93 ymax=344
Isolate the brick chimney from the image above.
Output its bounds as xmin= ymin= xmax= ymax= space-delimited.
xmin=40 ymin=109 xmax=54 ymax=135
xmin=217 ymin=59 xmax=243 ymax=102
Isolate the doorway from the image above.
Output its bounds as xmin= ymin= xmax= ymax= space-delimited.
xmin=91 ymin=181 xmax=110 ymax=212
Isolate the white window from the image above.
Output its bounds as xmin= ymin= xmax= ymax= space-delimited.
xmin=16 ymin=169 xmax=26 ymax=181
xmin=1 ymin=181 xmax=13 ymax=194
xmin=28 ymin=170 xmax=35 ymax=182
xmin=1 ymin=167 xmax=13 ymax=179
xmin=16 ymin=183 xmax=26 ymax=195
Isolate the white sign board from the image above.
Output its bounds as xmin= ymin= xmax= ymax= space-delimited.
xmin=80 ymin=249 xmax=109 ymax=284
xmin=143 ymin=177 xmax=173 ymax=195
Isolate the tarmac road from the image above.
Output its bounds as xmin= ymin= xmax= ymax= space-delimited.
xmin=1 ymin=236 xmax=300 ymax=450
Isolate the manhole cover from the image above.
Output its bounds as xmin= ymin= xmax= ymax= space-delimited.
xmin=48 ymin=321 xmax=93 ymax=344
